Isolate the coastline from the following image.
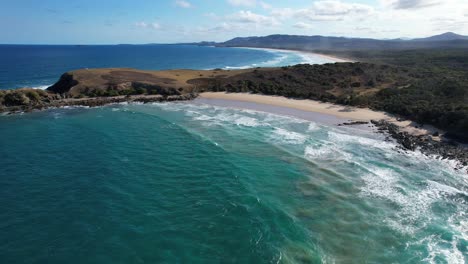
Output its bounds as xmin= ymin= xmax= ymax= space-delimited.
xmin=0 ymin=94 xmax=198 ymax=114
xmin=2 ymin=91 xmax=466 ymax=170
xmin=238 ymin=47 xmax=353 ymax=63
xmin=199 ymin=92 xmax=439 ymax=137
xmin=198 ymin=92 xmax=467 ymax=171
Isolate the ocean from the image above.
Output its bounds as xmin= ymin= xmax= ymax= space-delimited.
xmin=0 ymin=45 xmax=467 ymax=263
xmin=0 ymin=44 xmax=333 ymax=90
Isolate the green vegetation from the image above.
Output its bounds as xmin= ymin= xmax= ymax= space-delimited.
xmin=195 ymin=49 xmax=468 ymax=140
xmin=318 ymin=49 xmax=468 ymax=140
xmin=79 ymin=83 xmax=181 ymax=98
xmin=0 ymin=89 xmax=51 ymax=107
xmin=197 ymin=62 xmax=413 ymax=100
xmin=368 ymin=78 xmax=467 ymax=140
xmin=318 ymin=49 xmax=468 ymax=77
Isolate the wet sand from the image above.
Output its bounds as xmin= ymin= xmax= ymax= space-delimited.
xmin=198 ymin=92 xmax=441 ymax=137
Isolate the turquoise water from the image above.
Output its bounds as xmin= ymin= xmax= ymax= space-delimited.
xmin=0 ymin=102 xmax=466 ymax=263
xmin=0 ymin=45 xmax=332 ymax=90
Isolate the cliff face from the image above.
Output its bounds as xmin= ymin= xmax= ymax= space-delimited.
xmin=47 ymin=73 xmax=78 ymax=94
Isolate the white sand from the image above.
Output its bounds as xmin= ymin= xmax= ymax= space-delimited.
xmin=199 ymin=92 xmax=441 ymax=137
xmin=240 ymin=47 xmax=353 ymax=63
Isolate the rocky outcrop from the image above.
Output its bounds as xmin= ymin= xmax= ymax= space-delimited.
xmin=1 ymin=93 xmax=199 ymax=114
xmin=337 ymin=121 xmax=369 ymax=126
xmin=47 ymin=73 xmax=78 ymax=94
xmin=3 ymin=68 xmax=212 ymax=113
xmin=371 ymin=120 xmax=467 ymax=172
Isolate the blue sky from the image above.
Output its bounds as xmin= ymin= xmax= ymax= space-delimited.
xmin=1 ymin=0 xmax=467 ymax=44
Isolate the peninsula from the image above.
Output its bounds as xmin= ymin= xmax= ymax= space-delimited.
xmin=1 ymin=59 xmax=467 ymax=169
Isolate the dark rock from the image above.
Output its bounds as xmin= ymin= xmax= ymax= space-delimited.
xmin=1 ymin=93 xmax=199 ymax=114
xmin=337 ymin=121 xmax=369 ymax=126
xmin=371 ymin=119 xmax=468 ymax=173
xmin=47 ymin=73 xmax=78 ymax=94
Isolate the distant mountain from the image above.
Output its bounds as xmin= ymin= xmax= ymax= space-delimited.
xmin=412 ymin=32 xmax=468 ymax=41
xmin=176 ymin=41 xmax=218 ymax=46
xmin=207 ymin=32 xmax=468 ymax=51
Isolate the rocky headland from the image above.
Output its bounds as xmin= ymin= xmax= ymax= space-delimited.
xmin=0 ymin=65 xmax=466 ymax=171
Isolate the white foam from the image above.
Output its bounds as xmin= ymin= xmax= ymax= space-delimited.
xmin=427 ymin=180 xmax=468 ymax=197
xmin=32 ymin=84 xmax=52 ymax=90
xmin=193 ymin=114 xmax=213 ymax=121
xmin=222 ymin=48 xmax=328 ymax=69
xmin=239 ymin=47 xmax=341 ymax=66
xmin=271 ymin=127 xmax=307 ymax=145
xmin=304 ymin=145 xmax=334 ymax=158
xmin=360 ymin=168 xmax=428 ymax=233
xmin=420 ymin=235 xmax=466 ymax=264
xmin=307 ymin=122 xmax=320 ymax=132
xmin=223 ymin=65 xmax=251 ymax=70
xmin=62 ymin=105 xmax=90 ymax=109
xmin=234 ymin=116 xmax=259 ymax=127
xmin=262 ymin=112 xmax=309 ymax=125
xmin=222 ymin=48 xmax=291 ymax=69
xmin=191 ymin=110 xmax=261 ymax=127
xmin=258 ymin=54 xmax=289 ymax=67
xmin=328 ymin=131 xmax=395 ymax=150
xmin=359 ymin=165 xmax=467 ymax=263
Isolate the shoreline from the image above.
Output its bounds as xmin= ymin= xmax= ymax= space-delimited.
xmin=237 ymin=47 xmax=353 ymax=63
xmin=199 ymin=92 xmax=440 ymax=137
xmin=0 ymin=94 xmax=198 ymax=114
xmin=2 ymin=92 xmax=466 ymax=170
xmin=198 ymin=92 xmax=467 ymax=171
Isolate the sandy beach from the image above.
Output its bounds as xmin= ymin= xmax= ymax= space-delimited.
xmin=199 ymin=92 xmax=440 ymax=136
xmin=240 ymin=47 xmax=353 ymax=63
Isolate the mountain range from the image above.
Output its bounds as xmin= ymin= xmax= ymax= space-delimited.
xmin=189 ymin=32 xmax=468 ymax=51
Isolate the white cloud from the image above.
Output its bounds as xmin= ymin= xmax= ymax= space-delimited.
xmin=270 ymin=8 xmax=296 ymax=19
xmin=175 ymin=0 xmax=192 ymax=8
xmin=199 ymin=22 xmax=239 ymax=33
xmin=272 ymin=1 xmax=374 ymax=22
xmin=384 ymin=0 xmax=441 ymax=9
xmin=312 ymin=0 xmax=373 ymax=16
xmin=430 ymin=16 xmax=468 ymax=31
xmin=227 ymin=0 xmax=256 ymax=7
xmin=135 ymin=21 xmax=161 ymax=30
xmin=293 ymin=22 xmax=314 ymax=29
xmin=229 ymin=10 xmax=279 ymax=26
xmin=260 ymin=1 xmax=272 ymax=10
xmin=180 ymin=0 xmax=468 ymax=40
xmin=196 ymin=9 xmax=279 ymax=35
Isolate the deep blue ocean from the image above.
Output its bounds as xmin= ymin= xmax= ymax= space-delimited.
xmin=0 ymin=44 xmax=332 ymax=90
xmin=0 ymin=45 xmax=467 ymax=263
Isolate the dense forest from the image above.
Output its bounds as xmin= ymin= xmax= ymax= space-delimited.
xmin=319 ymin=49 xmax=468 ymax=140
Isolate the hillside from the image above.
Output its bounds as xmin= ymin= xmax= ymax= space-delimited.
xmin=212 ymin=32 xmax=468 ymax=51
xmin=47 ymin=68 xmax=251 ymax=96
xmin=412 ymin=32 xmax=468 ymax=41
